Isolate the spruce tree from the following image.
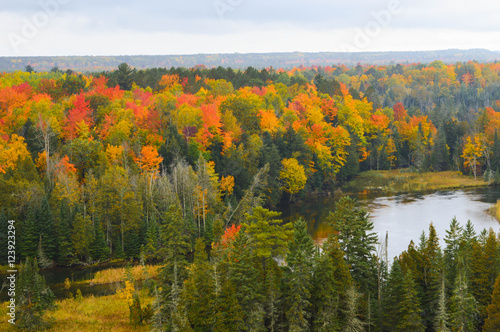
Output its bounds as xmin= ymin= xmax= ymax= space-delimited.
xmin=229 ymin=231 xmax=265 ymax=330
xmin=285 ymin=218 xmax=315 ymax=331
xmin=313 ymin=235 xmax=352 ymax=331
xmin=0 ymin=210 xmax=8 ymax=265
xmin=396 ymin=269 xmax=425 ymax=332
xmin=16 ymin=257 xmax=56 ymax=330
xmin=56 ymin=199 xmax=73 ymax=265
xmin=21 ymin=205 xmax=38 ymax=260
xmin=434 ymin=277 xmax=451 ymax=332
xmin=36 ymin=196 xmax=57 ymax=261
xmin=327 ymin=196 xmax=378 ymax=305
xmin=182 ymin=238 xmax=216 ymax=331
xmin=382 ymin=258 xmax=405 ymax=331
xmin=449 ymin=257 xmax=479 ymax=332
xmin=484 ymin=273 xmax=500 ymax=331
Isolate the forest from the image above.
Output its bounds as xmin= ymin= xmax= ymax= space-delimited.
xmin=1 ymin=59 xmax=500 ymax=330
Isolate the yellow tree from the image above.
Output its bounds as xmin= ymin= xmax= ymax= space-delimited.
xmin=280 ymin=158 xmax=307 ymax=201
xmin=462 ymin=134 xmax=485 ymax=180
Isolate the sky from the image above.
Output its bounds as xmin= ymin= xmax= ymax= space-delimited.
xmin=1 ymin=0 xmax=499 ymax=56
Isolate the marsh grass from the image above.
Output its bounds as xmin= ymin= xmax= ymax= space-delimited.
xmin=91 ymin=265 xmax=160 ymax=285
xmin=488 ymin=199 xmax=500 ymax=222
xmin=0 ymin=289 xmax=153 ymax=331
xmin=343 ymin=170 xmax=489 ymax=194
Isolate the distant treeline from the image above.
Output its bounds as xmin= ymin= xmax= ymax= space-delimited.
xmin=1 ymin=48 xmax=499 ymax=72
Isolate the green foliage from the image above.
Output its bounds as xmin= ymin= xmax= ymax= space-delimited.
xmin=243 ymin=206 xmax=293 ymax=267
xmin=16 ymin=257 xmax=56 ymax=330
xmin=327 ymin=196 xmax=378 ymax=295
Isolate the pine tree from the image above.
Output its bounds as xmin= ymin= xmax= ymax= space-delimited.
xmin=16 ymin=257 xmax=57 ymax=330
xmin=396 ymin=269 xmax=425 ymax=332
xmin=313 ymin=235 xmax=353 ymax=331
xmin=343 ymin=284 xmax=365 ymax=332
xmin=449 ymin=257 xmax=479 ymax=332
xmin=90 ymin=221 xmax=109 ymax=261
xmin=285 ymin=218 xmax=315 ymax=331
xmin=21 ymin=205 xmax=38 ymax=260
xmin=434 ymin=277 xmax=451 ymax=332
xmin=444 ymin=217 xmax=463 ymax=293
xmin=484 ymin=273 xmax=500 ymax=331
xmin=382 ymin=258 xmax=405 ymax=331
xmin=0 ymin=210 xmax=8 ymax=265
xmin=57 ymin=199 xmax=74 ymax=265
xmin=182 ymin=238 xmax=216 ymax=331
xmin=229 ymin=231 xmax=265 ymax=330
xmin=327 ymin=196 xmax=378 ymax=307
xmin=153 ymin=204 xmax=191 ymax=331
xmin=36 ymin=196 xmax=58 ymax=261
xmin=418 ymin=223 xmax=442 ymax=329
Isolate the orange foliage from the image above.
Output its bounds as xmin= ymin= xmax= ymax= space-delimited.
xmin=136 ymin=145 xmax=163 ymax=173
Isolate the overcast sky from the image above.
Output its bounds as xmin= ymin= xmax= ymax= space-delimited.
xmin=1 ymin=0 xmax=499 ymax=56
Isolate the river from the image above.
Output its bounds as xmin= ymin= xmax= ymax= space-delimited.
xmin=282 ymin=186 xmax=500 ymax=262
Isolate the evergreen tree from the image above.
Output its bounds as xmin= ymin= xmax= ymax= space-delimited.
xmin=396 ymin=269 xmax=425 ymax=332
xmin=36 ymin=196 xmax=58 ymax=261
xmin=484 ymin=273 xmax=500 ymax=331
xmin=56 ymin=199 xmax=73 ymax=265
xmin=343 ymin=284 xmax=365 ymax=332
xmin=90 ymin=221 xmax=109 ymax=261
xmin=285 ymin=218 xmax=315 ymax=331
xmin=182 ymin=238 xmax=216 ymax=331
xmin=431 ymin=126 xmax=450 ymax=171
xmin=0 ymin=210 xmax=8 ymax=265
xmin=449 ymin=257 xmax=479 ymax=332
xmin=434 ymin=277 xmax=451 ymax=332
xmin=243 ymin=206 xmax=293 ymax=270
xmin=313 ymin=235 xmax=353 ymax=331
xmin=229 ymin=231 xmax=265 ymax=331
xmin=21 ymin=205 xmax=38 ymax=260
xmin=417 ymin=223 xmax=443 ymax=329
xmin=382 ymin=258 xmax=405 ymax=331
xmin=153 ymin=204 xmax=191 ymax=331
xmin=444 ymin=217 xmax=463 ymax=294
xmin=16 ymin=257 xmax=56 ymax=330
xmin=327 ymin=196 xmax=378 ymax=296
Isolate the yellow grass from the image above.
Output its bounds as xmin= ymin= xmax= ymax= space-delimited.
xmin=343 ymin=170 xmax=489 ymax=194
xmin=0 ymin=290 xmax=153 ymax=331
xmin=489 ymin=199 xmax=500 ymax=222
xmin=91 ymin=264 xmax=160 ymax=285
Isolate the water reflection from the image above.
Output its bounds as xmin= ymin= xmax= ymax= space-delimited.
xmin=283 ymin=187 xmax=500 ymax=262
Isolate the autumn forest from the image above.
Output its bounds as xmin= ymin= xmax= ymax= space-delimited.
xmin=3 ymin=60 xmax=500 ymax=331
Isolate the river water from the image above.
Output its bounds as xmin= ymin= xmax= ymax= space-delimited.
xmin=283 ymin=186 xmax=500 ymax=262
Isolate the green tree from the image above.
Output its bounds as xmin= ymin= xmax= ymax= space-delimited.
xmin=182 ymin=238 xmax=216 ymax=331
xmin=327 ymin=196 xmax=378 ymax=295
xmin=243 ymin=206 xmax=293 ymax=270
xmin=449 ymin=257 xmax=479 ymax=332
xmin=116 ymin=63 xmax=135 ymax=91
xmin=396 ymin=269 xmax=425 ymax=332
xmin=16 ymin=257 xmax=56 ymax=330
xmin=484 ymin=273 xmax=500 ymax=331
xmin=313 ymin=234 xmax=352 ymax=331
xmin=229 ymin=231 xmax=265 ymax=331
xmin=285 ymin=218 xmax=315 ymax=331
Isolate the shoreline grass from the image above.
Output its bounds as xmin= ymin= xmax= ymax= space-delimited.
xmin=342 ymin=169 xmax=490 ymax=194
xmin=0 ymin=290 xmax=153 ymax=331
xmin=91 ymin=264 xmax=160 ymax=285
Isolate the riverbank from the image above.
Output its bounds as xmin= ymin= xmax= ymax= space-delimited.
xmin=342 ymin=170 xmax=489 ymax=194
